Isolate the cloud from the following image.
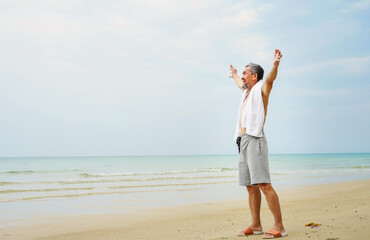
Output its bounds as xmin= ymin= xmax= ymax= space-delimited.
xmin=277 ymin=84 xmax=370 ymax=108
xmin=280 ymin=87 xmax=350 ymax=97
xmin=1 ymin=0 xmax=369 ymax=156
xmin=286 ymin=55 xmax=370 ymax=75
xmin=341 ymin=0 xmax=370 ymax=12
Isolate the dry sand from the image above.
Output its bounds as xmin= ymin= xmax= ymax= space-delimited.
xmin=1 ymin=179 xmax=369 ymax=240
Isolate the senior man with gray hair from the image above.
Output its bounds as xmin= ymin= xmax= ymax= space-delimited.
xmin=229 ymin=49 xmax=287 ymax=239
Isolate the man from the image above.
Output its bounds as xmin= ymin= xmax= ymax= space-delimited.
xmin=229 ymin=49 xmax=287 ymax=239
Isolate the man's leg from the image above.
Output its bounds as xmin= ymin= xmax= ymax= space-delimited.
xmin=258 ymin=183 xmax=286 ymax=234
xmin=246 ymin=185 xmax=263 ymax=231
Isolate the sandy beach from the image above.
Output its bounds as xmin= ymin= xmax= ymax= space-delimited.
xmin=1 ymin=179 xmax=368 ymax=240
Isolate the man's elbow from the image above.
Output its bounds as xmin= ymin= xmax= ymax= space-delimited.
xmin=265 ymin=77 xmax=276 ymax=85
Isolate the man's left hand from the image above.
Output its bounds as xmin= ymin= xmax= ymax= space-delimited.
xmin=273 ymin=49 xmax=283 ymax=66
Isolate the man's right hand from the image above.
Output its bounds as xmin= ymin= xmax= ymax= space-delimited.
xmin=229 ymin=65 xmax=237 ymax=79
xmin=229 ymin=65 xmax=244 ymax=92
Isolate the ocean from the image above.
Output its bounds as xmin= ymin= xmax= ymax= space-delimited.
xmin=1 ymin=153 xmax=370 ymax=227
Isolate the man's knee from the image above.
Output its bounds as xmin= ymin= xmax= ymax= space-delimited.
xmin=257 ymin=183 xmax=273 ymax=193
xmin=246 ymin=185 xmax=259 ymax=194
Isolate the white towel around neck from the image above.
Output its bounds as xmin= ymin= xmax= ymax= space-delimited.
xmin=234 ymin=80 xmax=265 ymax=140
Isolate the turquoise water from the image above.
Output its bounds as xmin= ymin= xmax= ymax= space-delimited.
xmin=0 ymin=153 xmax=369 ymax=226
xmin=1 ymin=153 xmax=370 ymax=202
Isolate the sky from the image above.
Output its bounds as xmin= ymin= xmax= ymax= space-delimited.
xmin=0 ymin=0 xmax=369 ymax=157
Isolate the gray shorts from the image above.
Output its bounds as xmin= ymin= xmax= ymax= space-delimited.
xmin=236 ymin=133 xmax=271 ymax=186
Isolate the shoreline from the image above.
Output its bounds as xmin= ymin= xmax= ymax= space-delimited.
xmin=1 ymin=179 xmax=369 ymax=240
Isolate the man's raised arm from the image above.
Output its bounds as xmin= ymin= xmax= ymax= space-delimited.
xmin=229 ymin=65 xmax=244 ymax=92
xmin=265 ymin=49 xmax=283 ymax=85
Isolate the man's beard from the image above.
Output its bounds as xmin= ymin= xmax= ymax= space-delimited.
xmin=242 ymin=83 xmax=249 ymax=90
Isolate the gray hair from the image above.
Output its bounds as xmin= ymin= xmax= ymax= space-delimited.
xmin=245 ymin=62 xmax=264 ymax=81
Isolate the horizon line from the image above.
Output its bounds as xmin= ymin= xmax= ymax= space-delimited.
xmin=1 ymin=152 xmax=369 ymax=159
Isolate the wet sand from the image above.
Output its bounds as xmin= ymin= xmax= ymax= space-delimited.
xmin=1 ymin=179 xmax=369 ymax=240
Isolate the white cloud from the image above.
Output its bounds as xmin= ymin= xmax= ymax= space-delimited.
xmin=341 ymin=0 xmax=370 ymax=12
xmin=280 ymin=87 xmax=350 ymax=97
xmin=286 ymin=56 xmax=370 ymax=75
xmin=221 ymin=8 xmax=259 ymax=27
xmin=1 ymin=0 xmax=369 ymax=156
xmin=279 ymin=83 xmax=370 ymax=97
xmin=234 ymin=36 xmax=272 ymax=60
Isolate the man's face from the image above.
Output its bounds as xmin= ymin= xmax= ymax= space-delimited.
xmin=241 ymin=67 xmax=257 ymax=89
